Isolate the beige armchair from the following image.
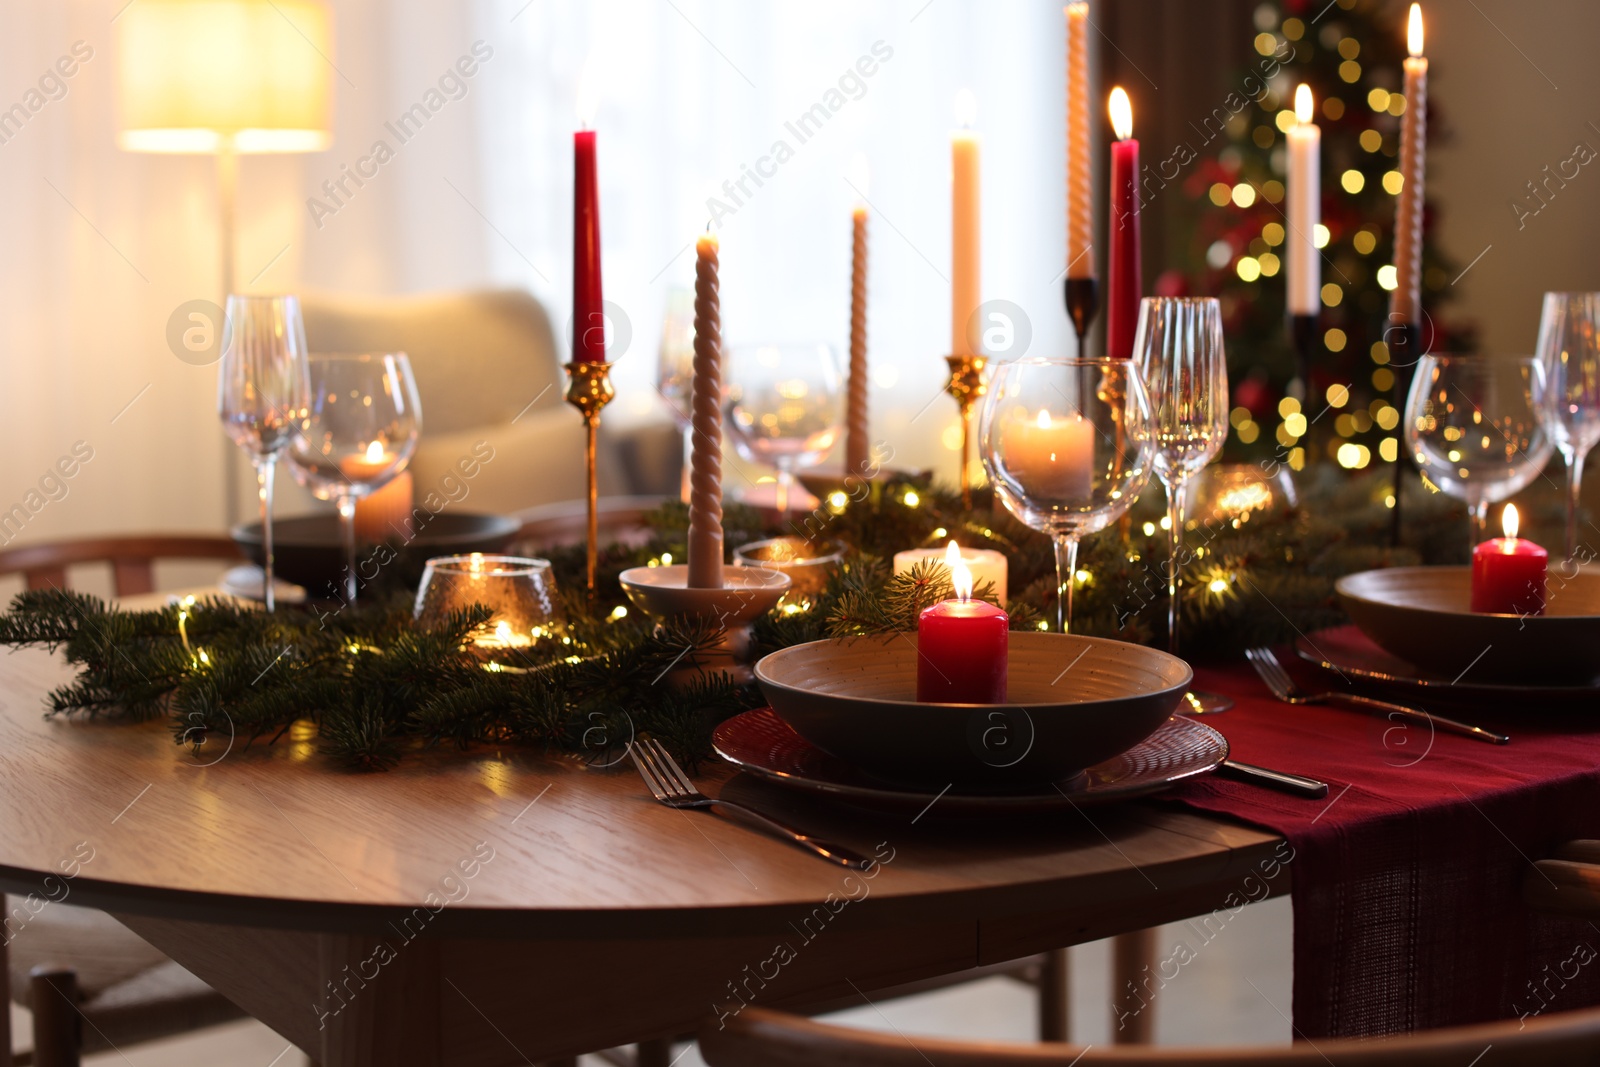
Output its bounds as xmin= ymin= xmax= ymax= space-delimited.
xmin=300 ymin=288 xmax=678 ymax=514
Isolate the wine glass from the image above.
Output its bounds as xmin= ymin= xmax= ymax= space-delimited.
xmin=980 ymin=358 xmax=1154 ymax=633
xmin=286 ymin=353 xmax=422 ymax=602
xmin=1135 ymin=297 xmax=1231 ymax=712
xmin=655 ymin=286 xmax=697 ymax=502
xmin=1404 ymin=354 xmax=1554 ymax=545
xmin=1533 ymin=292 xmax=1600 ymax=561
xmin=218 ymin=294 xmax=311 ymax=612
xmin=725 ymin=342 xmax=844 ymax=518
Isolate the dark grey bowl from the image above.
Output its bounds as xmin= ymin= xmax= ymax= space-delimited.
xmin=232 ymin=512 xmax=520 ymax=596
xmin=753 ymin=631 xmax=1193 ymax=787
xmin=1337 ymin=566 xmax=1600 ymax=685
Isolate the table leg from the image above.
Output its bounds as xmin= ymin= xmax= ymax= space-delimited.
xmin=1037 ymin=948 xmax=1070 ymax=1042
xmin=0 ymin=925 xmax=10 ymax=1065
xmin=1110 ymin=929 xmax=1156 ymax=1044
xmin=29 ymin=968 xmax=80 ymax=1067
xmin=636 ymin=1038 xmax=674 ymax=1067
xmin=317 ymin=933 xmax=440 ymax=1067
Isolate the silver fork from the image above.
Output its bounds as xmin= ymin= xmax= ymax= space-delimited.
xmin=1245 ymin=647 xmax=1509 ymax=746
xmin=628 ymin=738 xmax=874 ymax=870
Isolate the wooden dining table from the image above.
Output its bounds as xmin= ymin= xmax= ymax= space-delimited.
xmin=0 ymin=640 xmax=1287 ymax=1065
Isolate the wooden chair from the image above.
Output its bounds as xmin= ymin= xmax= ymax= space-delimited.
xmin=0 ymin=535 xmax=248 ymax=1064
xmin=1524 ymin=840 xmax=1600 ymax=919
xmin=698 ymin=1002 xmax=1600 ymax=1067
xmin=0 ymin=535 xmax=242 ymax=598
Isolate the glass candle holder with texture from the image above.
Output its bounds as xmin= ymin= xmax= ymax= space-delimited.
xmin=414 ymin=554 xmax=561 ymax=669
xmin=732 ymin=536 xmax=847 ymax=604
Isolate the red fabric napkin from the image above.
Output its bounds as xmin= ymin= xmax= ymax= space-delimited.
xmin=1169 ymin=648 xmax=1600 ymax=1038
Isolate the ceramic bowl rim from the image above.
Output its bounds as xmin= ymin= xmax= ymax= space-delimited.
xmin=754 ymin=630 xmax=1193 ymax=711
xmin=1337 ymin=565 xmax=1600 ymax=623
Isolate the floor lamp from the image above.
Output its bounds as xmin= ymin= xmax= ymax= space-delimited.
xmin=116 ymin=0 xmax=334 ymax=522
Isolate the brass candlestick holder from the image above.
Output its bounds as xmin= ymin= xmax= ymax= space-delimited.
xmin=944 ymin=353 xmax=988 ymax=509
xmin=564 ymin=360 xmax=616 ymax=594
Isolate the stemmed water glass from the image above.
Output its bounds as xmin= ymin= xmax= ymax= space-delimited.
xmin=1533 ymin=292 xmax=1600 ymax=561
xmin=655 ymin=286 xmax=697 ymax=502
xmin=218 ymin=294 xmax=311 ymax=612
xmin=1135 ymin=297 xmax=1232 ymax=713
xmin=980 ymin=358 xmax=1154 ymax=633
xmin=725 ymin=343 xmax=844 ymax=518
xmin=286 ymin=353 xmax=422 ymax=602
xmin=1404 ymin=354 xmax=1554 ymax=546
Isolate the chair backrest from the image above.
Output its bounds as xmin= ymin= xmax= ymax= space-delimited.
xmin=300 ymin=288 xmax=563 ymax=437
xmin=699 ymin=1004 xmax=1600 ymax=1067
xmin=0 ymin=536 xmax=242 ymax=597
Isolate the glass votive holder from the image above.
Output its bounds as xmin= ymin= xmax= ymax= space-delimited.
xmin=1184 ymin=463 xmax=1297 ymax=530
xmin=414 ymin=554 xmax=561 ymax=669
xmin=732 ymin=536 xmax=847 ymax=602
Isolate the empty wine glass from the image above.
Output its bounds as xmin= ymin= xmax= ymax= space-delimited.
xmin=1533 ymin=292 xmax=1600 ymax=561
xmin=725 ymin=342 xmax=843 ymax=517
xmin=1136 ymin=297 xmax=1231 ymax=713
xmin=286 ymin=353 xmax=422 ymax=603
xmin=980 ymin=358 xmax=1154 ymax=632
xmin=1405 ymin=354 xmax=1554 ymax=546
xmin=218 ymin=294 xmax=311 ymax=612
xmin=655 ymin=286 xmax=697 ymax=502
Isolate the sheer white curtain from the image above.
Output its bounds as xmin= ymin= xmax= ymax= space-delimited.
xmin=478 ymin=0 xmax=1076 ymax=472
xmin=0 ymin=0 xmax=1073 ymax=546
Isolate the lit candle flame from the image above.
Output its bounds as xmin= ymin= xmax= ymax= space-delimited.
xmin=363 ymin=440 xmax=384 ymax=463
xmin=945 ymin=539 xmax=974 ymax=602
xmin=1501 ymin=502 xmax=1520 ymax=542
xmin=1407 ymin=3 xmax=1424 ymax=58
xmin=1035 ymin=409 xmax=1052 ymax=429
xmin=953 ymin=88 xmax=977 ymax=129
xmin=1108 ymin=86 xmax=1133 ymax=141
xmin=493 ymin=620 xmax=512 ymax=643
xmin=1294 ymin=83 xmax=1313 ymax=125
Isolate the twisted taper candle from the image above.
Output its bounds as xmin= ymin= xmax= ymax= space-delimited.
xmin=846 ymin=208 xmax=870 ymax=476
xmin=1391 ymin=15 xmax=1427 ymax=324
xmin=1066 ymin=2 xmax=1092 ymax=280
xmin=687 ymin=232 xmax=725 ymax=590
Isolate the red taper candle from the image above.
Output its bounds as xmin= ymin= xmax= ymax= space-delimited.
xmin=573 ymin=127 xmax=606 ymax=362
xmin=1106 ymin=87 xmax=1141 ymax=361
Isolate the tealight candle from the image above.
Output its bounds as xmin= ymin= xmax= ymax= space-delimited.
xmin=1470 ymin=504 xmax=1547 ymax=615
xmin=892 ymin=542 xmax=1008 ymax=605
xmin=916 ymin=542 xmax=1008 ymax=703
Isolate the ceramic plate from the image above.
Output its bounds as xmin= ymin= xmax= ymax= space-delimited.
xmin=1337 ymin=566 xmax=1600 ymax=685
xmin=712 ymin=708 xmax=1227 ymax=816
xmin=1294 ymin=625 xmax=1600 ymax=707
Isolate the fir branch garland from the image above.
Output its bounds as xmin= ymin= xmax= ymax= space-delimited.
xmin=0 ymin=464 xmax=1505 ymax=771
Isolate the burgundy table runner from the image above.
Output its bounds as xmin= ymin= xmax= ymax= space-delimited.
xmin=1170 ymin=633 xmax=1600 ymax=1038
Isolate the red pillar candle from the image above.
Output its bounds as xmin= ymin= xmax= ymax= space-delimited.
xmin=917 ymin=542 xmax=1008 ymax=703
xmin=1105 ymin=87 xmax=1141 ymax=361
xmin=1470 ymin=504 xmax=1547 ymax=615
xmin=573 ymin=127 xmax=606 ymax=362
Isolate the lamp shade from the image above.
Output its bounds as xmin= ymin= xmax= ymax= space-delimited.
xmin=117 ymin=0 xmax=333 ymax=153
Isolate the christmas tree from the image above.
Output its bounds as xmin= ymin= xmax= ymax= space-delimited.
xmin=1164 ymin=0 xmax=1473 ymax=477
